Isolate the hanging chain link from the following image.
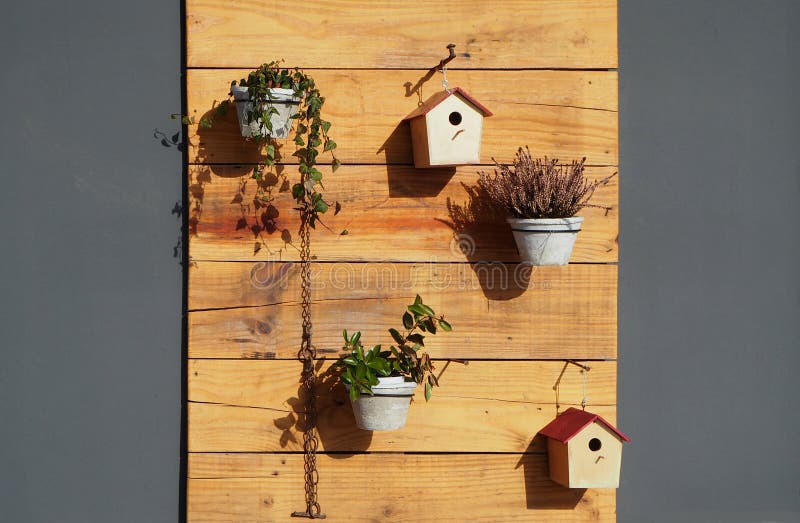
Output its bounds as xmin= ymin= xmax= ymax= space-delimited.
xmin=291 ymin=208 xmax=326 ymax=519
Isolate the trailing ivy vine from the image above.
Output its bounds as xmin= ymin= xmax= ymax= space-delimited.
xmin=233 ymin=60 xmax=341 ymax=229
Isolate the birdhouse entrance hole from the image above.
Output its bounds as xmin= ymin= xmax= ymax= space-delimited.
xmin=448 ymin=111 xmax=462 ymax=125
xmin=588 ymin=438 xmax=602 ymax=451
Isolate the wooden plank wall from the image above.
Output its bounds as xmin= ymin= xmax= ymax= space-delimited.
xmin=185 ymin=1 xmax=619 ymax=521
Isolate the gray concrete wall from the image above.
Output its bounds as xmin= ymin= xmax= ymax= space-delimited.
xmin=0 ymin=1 xmax=797 ymax=521
xmin=619 ymin=1 xmax=800 ymax=521
xmin=0 ymin=1 xmax=183 ymax=522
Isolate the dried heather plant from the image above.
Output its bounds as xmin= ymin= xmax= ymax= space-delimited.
xmin=477 ymin=147 xmax=616 ymax=219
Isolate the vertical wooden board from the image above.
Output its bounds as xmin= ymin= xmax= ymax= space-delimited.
xmin=187 ymin=453 xmax=617 ymax=522
xmin=186 ymin=0 xmax=618 ymax=69
xmin=186 ymin=165 xmax=618 ymax=262
xmin=187 ymin=264 xmax=617 ymax=360
xmin=186 ymin=69 xmax=618 ymax=166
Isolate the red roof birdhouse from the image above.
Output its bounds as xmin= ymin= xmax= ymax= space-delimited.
xmin=539 ymin=408 xmax=630 ymax=489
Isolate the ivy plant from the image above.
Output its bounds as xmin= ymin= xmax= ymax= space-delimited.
xmin=336 ymin=295 xmax=453 ymax=401
xmin=232 ymin=60 xmax=341 ymax=228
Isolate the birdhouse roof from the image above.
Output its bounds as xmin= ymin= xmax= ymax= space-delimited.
xmin=402 ymin=87 xmax=493 ymax=121
xmin=539 ymin=408 xmax=631 ymax=444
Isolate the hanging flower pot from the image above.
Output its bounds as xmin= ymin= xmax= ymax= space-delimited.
xmin=230 ymin=85 xmax=300 ymax=139
xmin=478 ymin=147 xmax=616 ymax=266
xmin=506 ymin=216 xmax=584 ymax=265
xmin=346 ymin=376 xmax=417 ymax=431
xmin=335 ymin=295 xmax=454 ymax=431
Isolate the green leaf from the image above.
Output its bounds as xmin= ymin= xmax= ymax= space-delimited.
xmin=331 ymin=158 xmax=341 ymax=172
xmin=294 ymin=135 xmax=305 ymax=146
xmin=343 ymin=329 xmax=349 ymax=342
xmin=321 ymin=120 xmax=331 ymax=134
xmin=414 ymin=294 xmax=423 ymax=305
xmin=292 ymin=183 xmax=305 ymax=199
xmin=314 ymin=200 xmax=329 ymax=213
xmin=265 ymin=144 xmax=275 ymax=158
xmin=342 ymin=357 xmax=357 ymax=366
xmin=424 ymin=320 xmax=437 ymax=334
xmin=425 ymin=382 xmax=433 ymax=401
xmin=324 ymin=140 xmax=337 ymax=152
xmin=388 ymin=328 xmax=404 ymax=345
xmin=349 ymin=385 xmax=359 ymax=400
xmin=417 ymin=303 xmax=436 ymax=316
xmin=402 ymin=312 xmax=414 ymax=329
xmin=439 ymin=319 xmax=452 ymax=332
xmin=367 ymin=359 xmax=390 ymax=376
xmin=350 ymin=331 xmax=361 ymax=346
xmin=407 ymin=304 xmax=427 ymax=317
xmin=309 ymin=169 xmax=323 ymax=181
xmin=407 ymin=333 xmax=425 ymax=346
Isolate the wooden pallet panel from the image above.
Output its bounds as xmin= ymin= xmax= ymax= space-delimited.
xmin=186 ymin=0 xmax=618 ymax=69
xmin=186 ymin=69 xmax=618 ymax=166
xmin=187 ymin=453 xmax=616 ymax=522
xmin=187 ymin=263 xmax=617 ymax=359
xmin=187 ymin=165 xmax=618 ymax=262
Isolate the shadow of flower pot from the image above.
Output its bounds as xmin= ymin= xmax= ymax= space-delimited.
xmin=439 ymin=183 xmax=533 ymax=300
xmin=276 ymin=359 xmax=374 ymax=457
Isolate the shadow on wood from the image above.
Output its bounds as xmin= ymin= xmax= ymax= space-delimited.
xmin=516 ymin=437 xmax=587 ymax=510
xmin=379 ymin=122 xmax=457 ymax=197
xmin=436 ymin=181 xmax=531 ymax=299
xmin=312 ymin=360 xmax=374 ymax=454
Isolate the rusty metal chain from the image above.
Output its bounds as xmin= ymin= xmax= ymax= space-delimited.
xmin=291 ymin=208 xmax=326 ymax=519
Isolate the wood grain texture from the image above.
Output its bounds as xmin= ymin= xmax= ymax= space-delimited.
xmin=188 ymin=359 xmax=615 ymax=452
xmin=187 ymin=453 xmax=616 ymax=522
xmin=189 ymin=360 xmax=616 ymax=409
xmin=187 ymin=165 xmax=618 ymax=262
xmin=187 ymin=263 xmax=617 ymax=359
xmin=186 ymin=0 xmax=618 ymax=69
xmin=186 ymin=69 xmax=618 ymax=165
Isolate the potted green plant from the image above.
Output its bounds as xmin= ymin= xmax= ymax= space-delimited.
xmin=478 ymin=147 xmax=616 ymax=265
xmin=230 ymin=61 xmax=301 ymax=139
xmin=336 ymin=295 xmax=452 ymax=431
xmin=229 ymin=60 xmax=342 ymax=229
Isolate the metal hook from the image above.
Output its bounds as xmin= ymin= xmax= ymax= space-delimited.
xmin=565 ymin=360 xmax=591 ymax=372
xmin=438 ymin=43 xmax=457 ymax=71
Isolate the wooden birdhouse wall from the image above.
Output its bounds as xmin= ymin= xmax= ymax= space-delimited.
xmin=185 ymin=1 xmax=618 ymax=521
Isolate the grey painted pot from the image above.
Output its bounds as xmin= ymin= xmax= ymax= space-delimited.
xmin=230 ymin=85 xmax=300 ymax=139
xmin=347 ymin=376 xmax=417 ymax=431
xmin=507 ymin=216 xmax=584 ymax=266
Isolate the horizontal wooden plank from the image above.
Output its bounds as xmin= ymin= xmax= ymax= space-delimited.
xmin=189 ymin=401 xmax=616 ymax=453
xmin=188 ymin=359 xmax=614 ymax=452
xmin=186 ymin=0 xmax=618 ymax=70
xmin=187 ymin=453 xmax=616 ymax=522
xmin=188 ymin=263 xmax=617 ymax=359
xmin=189 ymin=360 xmax=616 ymax=410
xmin=187 ymin=165 xmax=618 ymax=262
xmin=187 ymin=69 xmax=618 ymax=165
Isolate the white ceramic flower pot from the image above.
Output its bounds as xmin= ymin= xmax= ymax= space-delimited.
xmin=347 ymin=376 xmax=417 ymax=431
xmin=506 ymin=216 xmax=584 ymax=266
xmin=230 ymin=85 xmax=300 ymax=139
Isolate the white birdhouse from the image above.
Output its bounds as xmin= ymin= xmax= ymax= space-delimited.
xmin=402 ymin=87 xmax=493 ymax=168
xmin=539 ymin=408 xmax=630 ymax=489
